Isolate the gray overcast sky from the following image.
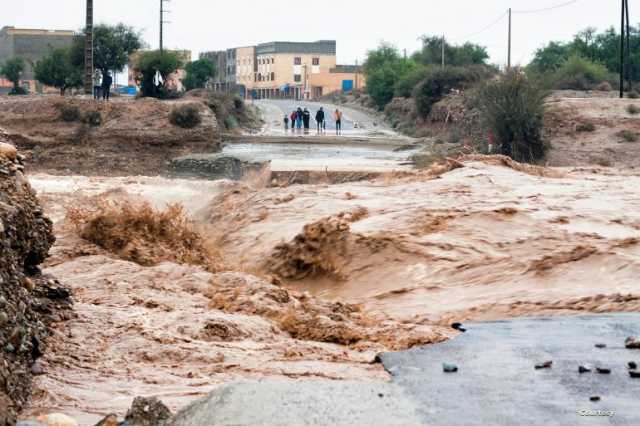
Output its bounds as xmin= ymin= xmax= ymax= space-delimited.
xmin=4 ymin=0 xmax=636 ymax=66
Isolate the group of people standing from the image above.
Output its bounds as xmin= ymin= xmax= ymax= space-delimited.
xmin=92 ymin=69 xmax=114 ymax=101
xmin=283 ymin=106 xmax=343 ymax=135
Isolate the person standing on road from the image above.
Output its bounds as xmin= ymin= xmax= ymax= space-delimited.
xmin=296 ymin=107 xmax=303 ymax=131
xmin=102 ymin=71 xmax=113 ymax=101
xmin=315 ymin=107 xmax=325 ymax=133
xmin=283 ymin=114 xmax=289 ymax=131
xmin=334 ymin=108 xmax=343 ymax=135
xmin=290 ymin=111 xmax=297 ymax=133
xmin=92 ymin=69 xmax=102 ymax=100
xmin=302 ymin=107 xmax=311 ymax=134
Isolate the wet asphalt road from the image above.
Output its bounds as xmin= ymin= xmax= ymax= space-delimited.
xmin=381 ymin=314 xmax=640 ymax=426
xmin=173 ymin=314 xmax=640 ymax=425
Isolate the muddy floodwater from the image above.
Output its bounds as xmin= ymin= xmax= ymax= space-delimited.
xmin=22 ymin=156 xmax=640 ymax=423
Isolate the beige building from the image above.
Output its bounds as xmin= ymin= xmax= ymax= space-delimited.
xmin=309 ymin=65 xmax=365 ymax=98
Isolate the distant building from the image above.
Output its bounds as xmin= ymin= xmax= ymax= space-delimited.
xmin=0 ymin=26 xmax=75 ymax=93
xmin=199 ymin=50 xmax=227 ymax=85
xmin=309 ymin=65 xmax=365 ymax=97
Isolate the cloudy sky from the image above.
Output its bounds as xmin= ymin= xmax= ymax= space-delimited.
xmin=4 ymin=0 xmax=635 ymax=66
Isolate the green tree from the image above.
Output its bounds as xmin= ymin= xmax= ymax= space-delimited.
xmin=71 ymin=23 xmax=143 ymax=73
xmin=34 ymin=47 xmax=83 ymax=95
xmin=414 ymin=36 xmax=489 ymax=67
xmin=364 ymin=43 xmax=416 ymax=108
xmin=182 ymin=58 xmax=217 ymax=91
xmin=0 ymin=57 xmax=26 ymax=94
xmin=528 ymin=41 xmax=571 ymax=74
xmin=134 ymin=50 xmax=183 ymax=98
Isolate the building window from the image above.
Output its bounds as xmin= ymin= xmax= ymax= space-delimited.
xmin=271 ymin=72 xmax=275 ymax=81
xmin=294 ymin=74 xmax=301 ymax=82
xmin=312 ymin=57 xmax=320 ymax=66
xmin=258 ymin=74 xmax=262 ymax=82
xmin=294 ymin=57 xmax=302 ymax=65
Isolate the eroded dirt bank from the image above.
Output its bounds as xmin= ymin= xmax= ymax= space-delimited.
xmin=20 ymin=156 xmax=640 ymax=422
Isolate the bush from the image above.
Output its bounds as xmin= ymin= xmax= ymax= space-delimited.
xmin=58 ymin=105 xmax=81 ymax=122
xmin=233 ymin=96 xmax=244 ymax=111
xmin=475 ymin=70 xmax=549 ymax=163
xmin=551 ymin=56 xmax=614 ymax=90
xmin=576 ymin=122 xmax=596 ymax=132
xmin=595 ymin=81 xmax=613 ymax=92
xmin=224 ymin=115 xmax=238 ymax=129
xmin=618 ymin=130 xmax=638 ymax=142
xmin=394 ymin=65 xmax=427 ymax=98
xmin=134 ymin=50 xmax=183 ymax=98
xmin=82 ymin=110 xmax=102 ymax=127
xmin=628 ymin=91 xmax=640 ymax=99
xmin=8 ymin=87 xmax=28 ymax=95
xmin=627 ymin=104 xmax=640 ymax=115
xmin=414 ymin=66 xmax=469 ymax=118
xmin=169 ymin=104 xmax=202 ymax=128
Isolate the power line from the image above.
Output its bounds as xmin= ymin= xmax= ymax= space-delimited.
xmin=453 ymin=10 xmax=508 ymax=42
xmin=512 ymin=0 xmax=581 ymax=14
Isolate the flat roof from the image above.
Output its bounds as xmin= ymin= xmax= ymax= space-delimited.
xmin=256 ymin=40 xmax=336 ymax=55
xmin=1 ymin=26 xmax=75 ymax=36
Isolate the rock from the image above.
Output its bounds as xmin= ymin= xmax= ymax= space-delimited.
xmin=16 ymin=422 xmax=46 ymax=426
xmin=443 ymin=363 xmax=458 ymax=373
xmin=578 ymin=365 xmax=592 ymax=374
xmin=590 ymin=396 xmax=601 ymax=402
xmin=0 ymin=142 xmax=17 ymax=161
xmin=31 ymin=361 xmax=46 ymax=376
xmin=0 ymin=311 xmax=8 ymax=327
xmin=630 ymin=370 xmax=640 ymax=378
xmin=594 ymin=343 xmax=607 ymax=349
xmin=451 ymin=323 xmax=467 ymax=333
xmin=22 ymin=277 xmax=35 ymax=292
xmin=596 ymin=367 xmax=611 ymax=375
xmin=36 ymin=413 xmax=79 ymax=426
xmin=535 ymin=361 xmax=553 ymax=370
xmin=170 ymin=154 xmax=269 ymax=181
xmin=629 ymin=361 xmax=638 ymax=370
xmin=626 ymin=337 xmax=640 ymax=349
xmin=124 ymin=397 xmax=172 ymax=426
xmin=94 ymin=414 xmax=119 ymax=426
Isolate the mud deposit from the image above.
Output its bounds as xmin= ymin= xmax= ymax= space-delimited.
xmin=21 ymin=156 xmax=640 ymax=422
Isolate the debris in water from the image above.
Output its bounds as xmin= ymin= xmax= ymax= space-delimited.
xmin=578 ymin=365 xmax=592 ymax=374
xmin=596 ymin=367 xmax=611 ymax=375
xmin=451 ymin=323 xmax=467 ymax=333
xmin=630 ymin=370 xmax=640 ymax=378
xmin=595 ymin=343 xmax=607 ymax=349
xmin=35 ymin=413 xmax=78 ymax=426
xmin=590 ymin=396 xmax=601 ymax=402
xmin=629 ymin=361 xmax=638 ymax=370
xmin=93 ymin=414 xmax=118 ymax=426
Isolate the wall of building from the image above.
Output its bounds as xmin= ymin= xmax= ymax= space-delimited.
xmin=309 ymin=67 xmax=365 ymax=98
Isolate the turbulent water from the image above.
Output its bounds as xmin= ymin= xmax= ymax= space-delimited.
xmin=23 ymin=158 xmax=640 ymax=422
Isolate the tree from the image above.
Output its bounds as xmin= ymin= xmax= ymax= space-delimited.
xmin=364 ymin=43 xmax=417 ymax=109
xmin=34 ymin=47 xmax=83 ymax=95
xmin=182 ymin=58 xmax=217 ymax=91
xmin=0 ymin=57 xmax=26 ymax=94
xmin=134 ymin=50 xmax=183 ymax=98
xmin=71 ymin=23 xmax=143 ymax=73
xmin=528 ymin=41 xmax=570 ymax=74
xmin=414 ymin=36 xmax=489 ymax=67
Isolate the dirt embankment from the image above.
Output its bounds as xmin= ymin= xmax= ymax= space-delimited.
xmin=0 ymin=141 xmax=71 ymax=425
xmin=0 ymin=96 xmax=220 ymax=176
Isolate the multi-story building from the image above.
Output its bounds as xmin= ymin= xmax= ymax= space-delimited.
xmin=199 ymin=50 xmax=227 ymax=86
xmin=252 ymin=40 xmax=337 ymax=99
xmin=0 ymin=26 xmax=75 ymax=93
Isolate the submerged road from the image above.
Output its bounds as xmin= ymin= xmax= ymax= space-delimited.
xmin=172 ymin=314 xmax=640 ymax=425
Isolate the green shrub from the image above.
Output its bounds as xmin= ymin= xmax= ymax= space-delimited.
xmin=576 ymin=122 xmax=596 ymax=132
xmin=224 ymin=115 xmax=238 ymax=129
xmin=414 ymin=66 xmax=468 ymax=118
xmin=618 ymin=130 xmax=638 ymax=142
xmin=475 ymin=70 xmax=549 ymax=163
xmin=627 ymin=104 xmax=640 ymax=115
xmin=169 ymin=104 xmax=202 ymax=128
xmin=551 ymin=56 xmax=614 ymax=90
xmin=394 ymin=65 xmax=426 ymax=98
xmin=83 ymin=110 xmax=102 ymax=127
xmin=58 ymin=105 xmax=81 ymax=122
xmin=233 ymin=96 xmax=244 ymax=111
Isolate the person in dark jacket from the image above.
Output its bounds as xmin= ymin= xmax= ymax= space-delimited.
xmin=302 ymin=107 xmax=311 ymax=133
xmin=315 ymin=107 xmax=325 ymax=133
xmin=290 ymin=111 xmax=297 ymax=133
xmin=102 ymin=71 xmax=113 ymax=101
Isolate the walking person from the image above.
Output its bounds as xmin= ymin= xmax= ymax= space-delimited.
xmin=283 ymin=114 xmax=290 ymax=131
xmin=334 ymin=108 xmax=343 ymax=135
xmin=302 ymin=107 xmax=311 ymax=134
xmin=290 ymin=111 xmax=297 ymax=133
xmin=92 ymin=69 xmax=102 ymax=100
xmin=315 ymin=107 xmax=325 ymax=133
xmin=296 ymin=107 xmax=303 ymax=132
xmin=102 ymin=71 xmax=113 ymax=101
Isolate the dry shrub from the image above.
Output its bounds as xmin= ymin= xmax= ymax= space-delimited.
xmin=460 ymin=154 xmax=565 ymax=178
xmin=626 ymin=104 xmax=640 ymax=115
xmin=67 ymin=199 xmax=223 ymax=271
xmin=169 ymin=104 xmax=202 ymax=128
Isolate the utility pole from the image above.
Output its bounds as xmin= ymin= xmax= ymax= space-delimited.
xmin=625 ymin=0 xmax=632 ymax=92
xmin=160 ymin=0 xmax=170 ymax=53
xmin=84 ymin=0 xmax=94 ymax=94
xmin=620 ymin=0 xmax=626 ymax=98
xmin=441 ymin=35 xmax=445 ymax=68
xmin=507 ymin=8 xmax=512 ymax=70
xmin=355 ymin=59 xmax=359 ymax=91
